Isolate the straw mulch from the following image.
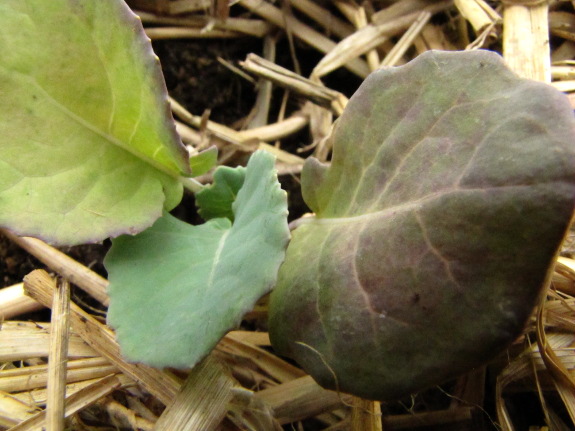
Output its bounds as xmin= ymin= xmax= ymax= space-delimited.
xmin=1 ymin=0 xmax=575 ymax=430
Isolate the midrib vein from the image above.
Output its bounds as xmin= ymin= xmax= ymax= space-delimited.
xmin=304 ymin=195 xmax=436 ymax=226
xmin=303 ymin=180 xmax=542 ymax=227
xmin=206 ymin=230 xmax=230 ymax=292
xmin=22 ymin=73 xmax=178 ymax=179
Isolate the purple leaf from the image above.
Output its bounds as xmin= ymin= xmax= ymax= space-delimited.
xmin=269 ymin=50 xmax=575 ymax=400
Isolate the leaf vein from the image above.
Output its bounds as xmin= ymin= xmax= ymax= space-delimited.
xmin=351 ymin=223 xmax=382 ymax=347
xmin=314 ymin=232 xmax=334 ymax=357
xmin=414 ymin=212 xmax=460 ymax=289
xmin=128 ymin=86 xmax=145 ymax=146
xmin=206 ymin=230 xmax=230 ymax=292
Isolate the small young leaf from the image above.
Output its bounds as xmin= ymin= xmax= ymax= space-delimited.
xmin=269 ymin=50 xmax=575 ymax=400
xmin=105 ymin=150 xmax=289 ymax=368
xmin=189 ymin=146 xmax=218 ymax=176
xmin=0 ymin=0 xmax=189 ymax=245
xmin=195 ymin=165 xmax=246 ymax=222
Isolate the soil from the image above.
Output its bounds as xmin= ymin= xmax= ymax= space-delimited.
xmin=152 ymin=38 xmax=259 ymax=125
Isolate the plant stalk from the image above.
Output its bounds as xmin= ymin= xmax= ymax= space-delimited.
xmin=179 ymin=176 xmax=205 ymax=193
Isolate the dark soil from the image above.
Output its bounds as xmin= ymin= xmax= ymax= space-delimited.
xmin=152 ymin=38 xmax=260 ymax=125
xmin=0 ymin=235 xmax=42 ymax=287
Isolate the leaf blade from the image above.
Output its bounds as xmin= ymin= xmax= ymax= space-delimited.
xmin=105 ymin=151 xmax=290 ymax=368
xmin=269 ymin=50 xmax=575 ymax=400
xmin=195 ymin=164 xmax=246 ymax=222
xmin=189 ymin=146 xmax=218 ymax=177
xmin=0 ymin=0 xmax=189 ymax=244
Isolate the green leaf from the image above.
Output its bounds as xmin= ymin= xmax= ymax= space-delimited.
xmin=0 ymin=0 xmax=190 ymax=245
xmin=195 ymin=164 xmax=246 ymax=222
xmin=189 ymin=146 xmax=218 ymax=177
xmin=269 ymin=50 xmax=575 ymax=400
xmin=105 ymin=150 xmax=289 ymax=368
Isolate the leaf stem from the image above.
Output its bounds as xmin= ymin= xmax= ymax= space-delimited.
xmin=288 ymin=214 xmax=315 ymax=230
xmin=179 ymin=176 xmax=205 ymax=193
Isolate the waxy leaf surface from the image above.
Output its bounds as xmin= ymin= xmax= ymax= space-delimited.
xmin=269 ymin=50 xmax=575 ymax=400
xmin=0 ymin=0 xmax=189 ymax=245
xmin=195 ymin=164 xmax=246 ymax=222
xmin=106 ymin=151 xmax=289 ymax=368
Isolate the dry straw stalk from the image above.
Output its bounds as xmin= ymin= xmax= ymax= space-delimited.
xmin=350 ymin=397 xmax=382 ymax=431
xmin=0 ymin=283 xmax=42 ymax=320
xmin=1 ymin=229 xmax=109 ymax=306
xmin=153 ymin=356 xmax=233 ymax=430
xmin=45 ymin=278 xmax=71 ymax=431
xmin=0 ymin=321 xmax=95 ymax=362
xmin=7 ymin=375 xmax=123 ymax=431
xmin=311 ymin=0 xmax=453 ymax=79
xmin=241 ymin=54 xmax=348 ymax=115
xmin=454 ymin=0 xmax=501 ymax=34
xmin=0 ymin=357 xmax=117 ymax=393
xmin=503 ymin=0 xmax=551 ymax=82
xmin=289 ymin=0 xmax=354 ymax=40
xmin=23 ymin=270 xmax=182 ymax=406
xmin=238 ymin=0 xmax=370 ymax=77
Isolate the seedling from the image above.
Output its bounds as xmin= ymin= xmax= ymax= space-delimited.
xmin=1 ymin=0 xmax=574 ymax=401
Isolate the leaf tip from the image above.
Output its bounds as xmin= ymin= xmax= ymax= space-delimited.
xmin=301 ymin=157 xmax=329 ymax=214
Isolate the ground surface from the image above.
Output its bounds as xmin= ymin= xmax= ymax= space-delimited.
xmin=2 ymin=1 xmax=575 ymax=430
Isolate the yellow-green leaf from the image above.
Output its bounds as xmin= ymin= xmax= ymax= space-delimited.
xmin=0 ymin=0 xmax=189 ymax=245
